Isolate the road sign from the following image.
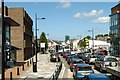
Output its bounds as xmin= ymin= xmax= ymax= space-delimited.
xmin=40 ymin=43 xmax=45 ymax=48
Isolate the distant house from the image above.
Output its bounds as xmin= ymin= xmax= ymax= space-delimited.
xmin=48 ymin=40 xmax=59 ymax=50
xmin=88 ymin=40 xmax=110 ymax=50
xmin=72 ymin=39 xmax=80 ymax=50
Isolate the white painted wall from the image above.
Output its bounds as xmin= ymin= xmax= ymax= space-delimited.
xmin=88 ymin=40 xmax=110 ymax=49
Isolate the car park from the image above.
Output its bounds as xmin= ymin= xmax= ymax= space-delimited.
xmin=83 ymin=74 xmax=112 ymax=80
xmin=50 ymin=53 xmax=60 ymax=62
xmin=94 ymin=56 xmax=118 ymax=72
xmin=73 ymin=64 xmax=94 ymax=80
xmin=70 ymin=59 xmax=85 ymax=71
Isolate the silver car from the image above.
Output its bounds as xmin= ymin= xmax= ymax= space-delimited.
xmin=94 ymin=56 xmax=118 ymax=72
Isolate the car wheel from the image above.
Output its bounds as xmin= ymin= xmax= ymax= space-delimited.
xmin=94 ymin=64 xmax=97 ymax=69
xmin=70 ymin=67 xmax=73 ymax=72
xmin=110 ymin=62 xmax=117 ymax=67
xmin=100 ymin=66 xmax=103 ymax=72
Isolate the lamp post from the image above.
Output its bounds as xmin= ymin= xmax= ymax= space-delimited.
xmin=88 ymin=29 xmax=94 ymax=53
xmin=34 ymin=13 xmax=45 ymax=72
xmin=1 ymin=0 xmax=5 ymax=79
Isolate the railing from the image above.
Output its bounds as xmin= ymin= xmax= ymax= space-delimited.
xmin=49 ymin=61 xmax=62 ymax=80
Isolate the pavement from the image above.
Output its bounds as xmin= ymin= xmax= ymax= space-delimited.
xmin=19 ymin=51 xmax=60 ymax=80
xmin=106 ymin=59 xmax=120 ymax=77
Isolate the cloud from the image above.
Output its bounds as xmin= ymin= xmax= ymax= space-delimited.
xmin=83 ymin=9 xmax=103 ymax=17
xmin=74 ymin=12 xmax=81 ymax=19
xmin=93 ymin=16 xmax=110 ymax=23
xmin=74 ymin=9 xmax=103 ymax=19
xmin=61 ymin=2 xmax=71 ymax=8
xmin=56 ymin=2 xmax=71 ymax=9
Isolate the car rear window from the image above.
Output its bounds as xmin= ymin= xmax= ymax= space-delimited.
xmin=73 ymin=61 xmax=84 ymax=64
xmin=77 ymin=67 xmax=91 ymax=71
xmin=88 ymin=54 xmax=97 ymax=58
xmin=106 ymin=58 xmax=117 ymax=61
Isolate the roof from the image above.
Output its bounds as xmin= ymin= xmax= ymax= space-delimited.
xmin=87 ymin=74 xmax=111 ymax=80
xmin=0 ymin=16 xmax=19 ymax=26
xmin=76 ymin=64 xmax=90 ymax=67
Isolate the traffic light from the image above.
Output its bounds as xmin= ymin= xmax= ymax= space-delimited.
xmin=85 ymin=38 xmax=89 ymax=46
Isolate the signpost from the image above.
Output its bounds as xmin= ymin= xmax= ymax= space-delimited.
xmin=40 ymin=43 xmax=45 ymax=54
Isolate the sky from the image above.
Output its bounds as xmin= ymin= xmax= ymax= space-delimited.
xmin=4 ymin=2 xmax=118 ymax=41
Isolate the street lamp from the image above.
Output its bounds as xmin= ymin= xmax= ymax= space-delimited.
xmin=34 ymin=13 xmax=45 ymax=72
xmin=1 ymin=0 xmax=5 ymax=79
xmin=88 ymin=28 xmax=94 ymax=53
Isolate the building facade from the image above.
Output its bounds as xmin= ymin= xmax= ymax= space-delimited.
xmin=2 ymin=6 xmax=33 ymax=61
xmin=65 ymin=35 xmax=70 ymax=42
xmin=0 ymin=15 xmax=19 ymax=69
xmin=109 ymin=3 xmax=120 ymax=57
xmin=95 ymin=34 xmax=110 ymax=41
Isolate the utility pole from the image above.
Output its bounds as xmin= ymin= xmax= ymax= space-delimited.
xmin=88 ymin=28 xmax=94 ymax=53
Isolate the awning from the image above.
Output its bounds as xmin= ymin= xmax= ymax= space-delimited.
xmin=11 ymin=45 xmax=21 ymax=50
xmin=6 ymin=44 xmax=21 ymax=50
xmin=0 ymin=16 xmax=19 ymax=26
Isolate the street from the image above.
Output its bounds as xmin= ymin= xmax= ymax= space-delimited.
xmin=60 ymin=55 xmax=109 ymax=79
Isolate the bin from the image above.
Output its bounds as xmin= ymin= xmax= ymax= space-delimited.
xmin=33 ymin=62 xmax=37 ymax=72
xmin=7 ymin=61 xmax=14 ymax=68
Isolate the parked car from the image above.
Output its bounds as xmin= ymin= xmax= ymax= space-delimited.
xmin=85 ymin=54 xmax=97 ymax=64
xmin=94 ymin=56 xmax=118 ymax=72
xmin=83 ymin=74 xmax=112 ymax=80
xmin=70 ymin=59 xmax=85 ymax=71
xmin=73 ymin=64 xmax=94 ymax=80
xmin=50 ymin=53 xmax=60 ymax=62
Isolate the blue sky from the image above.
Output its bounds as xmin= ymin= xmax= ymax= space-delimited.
xmin=5 ymin=2 xmax=117 ymax=40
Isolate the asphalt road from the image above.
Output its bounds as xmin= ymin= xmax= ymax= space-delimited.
xmin=61 ymin=56 xmax=109 ymax=79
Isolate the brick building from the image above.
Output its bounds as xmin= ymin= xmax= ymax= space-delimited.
xmin=109 ymin=3 xmax=120 ymax=57
xmin=2 ymin=6 xmax=33 ymax=61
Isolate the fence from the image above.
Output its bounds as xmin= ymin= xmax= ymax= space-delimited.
xmin=49 ymin=61 xmax=62 ymax=80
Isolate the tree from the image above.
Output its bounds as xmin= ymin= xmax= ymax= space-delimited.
xmin=39 ymin=32 xmax=48 ymax=50
xmin=77 ymin=39 xmax=86 ymax=49
xmin=86 ymin=35 xmax=91 ymax=39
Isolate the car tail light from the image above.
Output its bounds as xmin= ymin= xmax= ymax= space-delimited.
xmin=88 ymin=58 xmax=91 ymax=60
xmin=90 ymin=66 xmax=93 ymax=70
xmin=104 ymin=60 xmax=107 ymax=62
xmin=72 ymin=64 xmax=75 ymax=66
xmin=76 ymin=67 xmax=79 ymax=71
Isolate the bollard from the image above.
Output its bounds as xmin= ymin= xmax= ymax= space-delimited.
xmin=32 ymin=58 xmax=33 ymax=63
xmin=30 ymin=59 xmax=31 ymax=64
xmin=10 ymin=72 xmax=12 ymax=80
xmin=22 ymin=64 xmax=24 ymax=71
xmin=17 ymin=67 xmax=20 ymax=75
xmin=27 ymin=61 xmax=29 ymax=66
xmin=33 ymin=62 xmax=37 ymax=72
xmin=53 ymin=74 xmax=54 ymax=80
